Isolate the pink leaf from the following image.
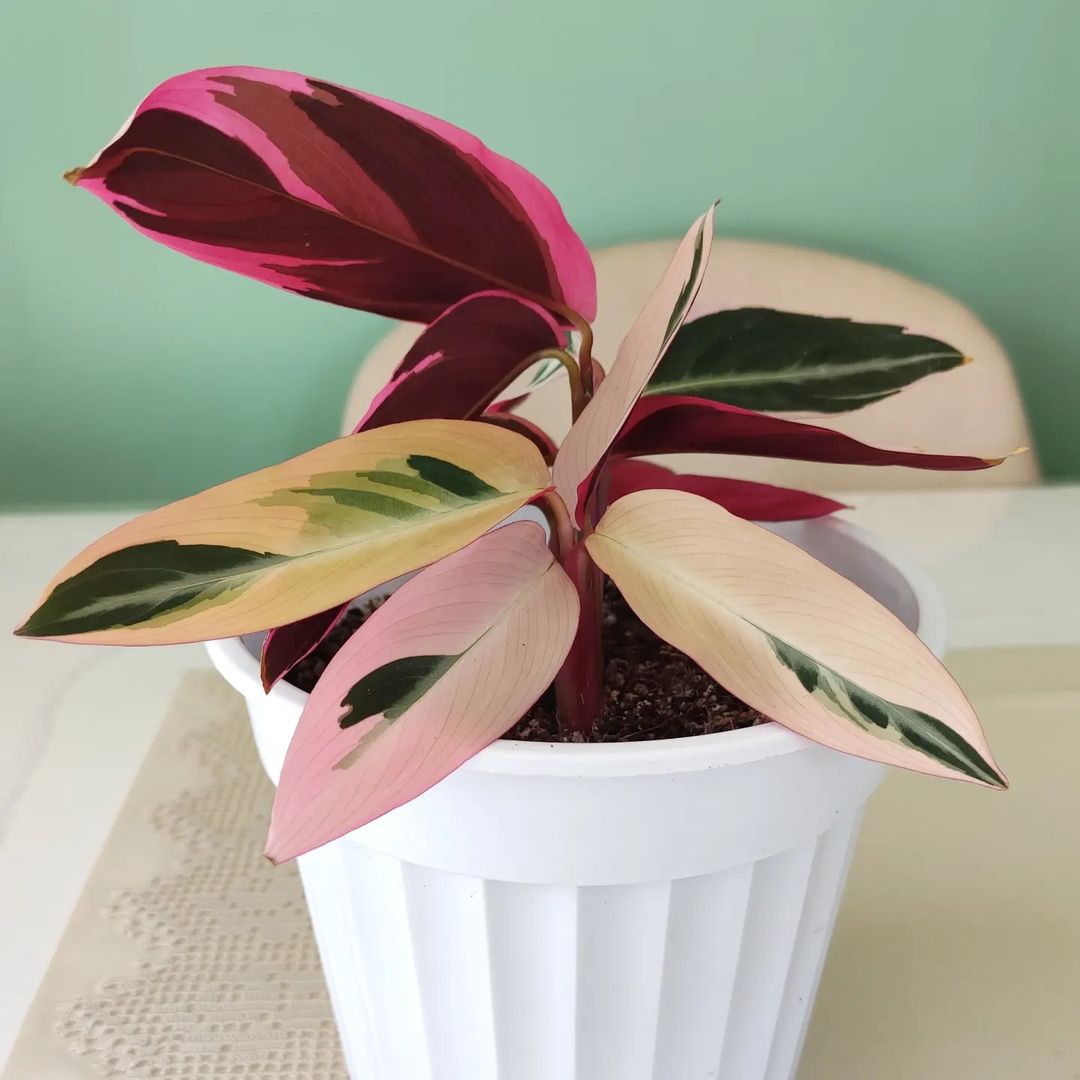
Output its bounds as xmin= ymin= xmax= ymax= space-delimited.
xmin=260 ymin=604 xmax=349 ymax=692
xmin=553 ymin=206 xmax=715 ymax=522
xmin=614 ymin=395 xmax=1011 ymax=471
xmin=265 ymin=522 xmax=579 ymax=863
xmin=355 ymin=291 xmax=562 ymax=431
xmin=605 ymin=460 xmax=848 ymax=521
xmin=68 ymin=67 xmax=596 ymax=323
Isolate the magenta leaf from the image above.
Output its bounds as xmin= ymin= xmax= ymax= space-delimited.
xmin=260 ymin=604 xmax=350 ymax=692
xmin=613 ymin=395 xmax=1009 ymax=471
xmin=67 ymin=67 xmax=596 ymax=323
xmin=605 ymin=460 xmax=848 ymax=521
xmin=355 ymin=291 xmax=562 ymax=431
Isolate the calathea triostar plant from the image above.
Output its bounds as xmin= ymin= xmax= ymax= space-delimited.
xmin=18 ymin=67 xmax=1011 ymax=862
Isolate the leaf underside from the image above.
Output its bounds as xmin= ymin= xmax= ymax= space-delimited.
xmin=340 ymin=653 xmax=460 ymax=728
xmin=584 ymin=488 xmax=1006 ymax=789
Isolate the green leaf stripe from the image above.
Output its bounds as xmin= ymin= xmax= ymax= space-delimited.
xmin=330 ymin=651 xmax=466 ymax=772
xmin=662 ymin=217 xmax=709 ymax=345
xmin=768 ymin=634 xmax=1005 ymax=786
xmin=647 ymin=308 xmax=965 ymax=413
xmin=16 ymin=541 xmax=287 ymax=638
xmin=17 ymin=455 xmax=508 ymax=639
xmin=338 ymin=653 xmax=460 ymax=730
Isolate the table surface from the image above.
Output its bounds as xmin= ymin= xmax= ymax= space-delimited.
xmin=2 ymin=485 xmax=1079 ymax=1070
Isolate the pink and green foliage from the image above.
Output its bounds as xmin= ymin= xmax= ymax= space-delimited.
xmin=267 ymin=522 xmax=578 ymax=863
xmin=64 ymin=67 xmax=595 ymax=323
xmin=353 ymin=291 xmax=564 ymax=431
xmin=21 ymin=66 xmax=1014 ymax=860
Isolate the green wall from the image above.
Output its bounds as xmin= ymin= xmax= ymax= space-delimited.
xmin=1 ymin=0 xmax=1076 ymax=506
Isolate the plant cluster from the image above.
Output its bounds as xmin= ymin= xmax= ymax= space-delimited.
xmin=18 ymin=67 xmax=1008 ymax=862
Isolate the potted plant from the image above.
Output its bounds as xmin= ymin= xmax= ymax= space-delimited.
xmin=18 ymin=67 xmax=1011 ymax=1080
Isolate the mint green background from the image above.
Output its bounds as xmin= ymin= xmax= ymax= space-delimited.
xmin=1 ymin=0 xmax=1076 ymax=506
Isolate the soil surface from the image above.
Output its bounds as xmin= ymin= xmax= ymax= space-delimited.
xmin=286 ymin=584 xmax=768 ymax=742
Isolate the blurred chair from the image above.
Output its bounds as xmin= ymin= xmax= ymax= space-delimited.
xmin=343 ymin=239 xmax=1038 ymax=490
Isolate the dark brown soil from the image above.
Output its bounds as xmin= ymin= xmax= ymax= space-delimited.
xmin=286 ymin=584 xmax=768 ymax=742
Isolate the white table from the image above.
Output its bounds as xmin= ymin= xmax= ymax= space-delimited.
xmin=2 ymin=486 xmax=1078 ymax=1070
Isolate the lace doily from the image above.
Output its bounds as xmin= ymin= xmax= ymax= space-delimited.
xmin=3 ymin=673 xmax=345 ymax=1078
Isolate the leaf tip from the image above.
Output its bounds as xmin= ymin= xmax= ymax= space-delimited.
xmin=12 ymin=608 xmax=43 ymax=637
xmin=258 ymin=656 xmax=275 ymax=694
xmin=63 ymin=166 xmax=87 ymax=187
xmin=961 ymin=355 xmax=975 ymax=366
xmin=985 ymin=445 xmax=1029 ymax=465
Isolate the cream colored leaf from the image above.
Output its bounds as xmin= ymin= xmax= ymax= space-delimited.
xmin=585 ymin=489 xmax=1006 ymax=787
xmin=553 ymin=205 xmax=715 ymax=520
xmin=18 ymin=420 xmax=550 ymax=644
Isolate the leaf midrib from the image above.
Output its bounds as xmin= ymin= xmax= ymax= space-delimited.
xmin=595 ymin=528 xmax=906 ymax=708
xmin=69 ymin=488 xmax=534 ymax=622
xmin=646 ymin=350 xmax=960 ymax=396
xmin=594 ymin=529 xmax=1001 ymax=785
xmin=341 ymin=554 xmax=557 ymax=755
xmin=94 ymin=143 xmax=572 ymax=319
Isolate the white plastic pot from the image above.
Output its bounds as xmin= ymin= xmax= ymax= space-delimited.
xmin=207 ymin=517 xmax=946 ymax=1080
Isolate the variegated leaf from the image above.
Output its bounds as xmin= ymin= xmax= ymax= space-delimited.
xmin=648 ymin=308 xmax=966 ymax=412
xmin=66 ymin=67 xmax=596 ymax=322
xmin=586 ymin=489 xmax=1006 ymax=788
xmin=605 ymin=460 xmax=847 ymax=521
xmin=356 ymin=291 xmax=562 ymax=431
xmin=615 ymin=395 xmax=1011 ymax=471
xmin=256 ymin=291 xmax=563 ymax=686
xmin=17 ymin=421 xmax=550 ymax=645
xmin=266 ymin=522 xmax=579 ymax=862
xmin=553 ymin=206 xmax=715 ymax=521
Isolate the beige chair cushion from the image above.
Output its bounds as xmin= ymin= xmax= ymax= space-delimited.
xmin=343 ymin=239 xmax=1038 ymax=490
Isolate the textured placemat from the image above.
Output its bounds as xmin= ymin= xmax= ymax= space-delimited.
xmin=801 ymin=645 xmax=1080 ymax=1079
xmin=2 ymin=672 xmax=345 ymax=1079
xmin=5 ymin=648 xmax=1079 ymax=1078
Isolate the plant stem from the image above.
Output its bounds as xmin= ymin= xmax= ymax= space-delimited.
xmin=530 ymin=307 xmax=604 ymax=734
xmin=554 ymin=544 xmax=605 ymax=736
xmin=568 ymin=312 xmax=596 ymax=397
xmin=538 ymin=489 xmax=575 ymax=561
xmin=547 ymin=349 xmax=587 ymax=421
xmin=498 ymin=347 xmax=586 ymax=421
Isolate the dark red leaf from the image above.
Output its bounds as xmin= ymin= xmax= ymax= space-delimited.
xmin=260 ymin=604 xmax=349 ymax=692
xmin=356 ymin=292 xmax=562 ymax=431
xmin=605 ymin=460 xmax=848 ymax=521
xmin=69 ymin=67 xmax=596 ymax=323
xmin=614 ymin=395 xmax=1008 ymax=471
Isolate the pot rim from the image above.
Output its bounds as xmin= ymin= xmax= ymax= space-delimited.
xmin=206 ymin=516 xmax=945 ymax=778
